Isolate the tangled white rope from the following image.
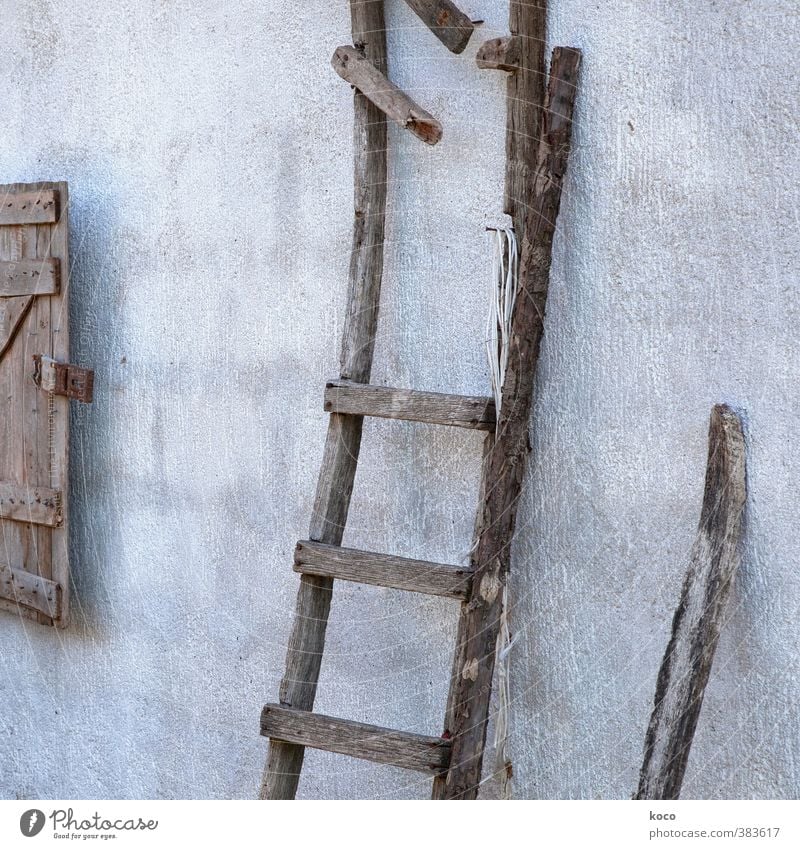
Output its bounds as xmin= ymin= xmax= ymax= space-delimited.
xmin=486 ymin=225 xmax=518 ymax=799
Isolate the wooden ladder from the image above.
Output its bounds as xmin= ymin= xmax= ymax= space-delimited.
xmin=260 ymin=0 xmax=581 ymax=800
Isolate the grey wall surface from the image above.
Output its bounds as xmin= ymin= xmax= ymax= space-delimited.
xmin=0 ymin=0 xmax=797 ymax=800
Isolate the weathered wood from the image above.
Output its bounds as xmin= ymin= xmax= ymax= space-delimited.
xmin=635 ymin=405 xmax=747 ymax=801
xmin=0 ymin=482 xmax=62 ymax=527
xmin=332 ymin=45 xmax=442 ymax=146
xmin=0 ymin=564 xmax=60 ymax=619
xmin=476 ymin=36 xmax=521 ymax=72
xmin=0 ymin=258 xmax=59 ymax=296
xmin=402 ymin=0 xmax=474 ymax=54
xmin=0 ymin=181 xmax=71 ymax=629
xmin=325 ymin=379 xmax=496 ymax=431
xmin=261 ymin=705 xmax=451 ymax=775
xmin=261 ymin=1 xmax=389 ymax=800
xmin=436 ymin=47 xmax=582 ymax=800
xmin=294 ymin=540 xmax=472 ymax=600
xmin=0 ymin=188 xmax=59 ymax=226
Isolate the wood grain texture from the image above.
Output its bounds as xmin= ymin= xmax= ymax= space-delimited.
xmin=402 ymin=0 xmax=474 ymax=54
xmin=332 ymin=45 xmax=442 ymax=145
xmin=435 ymin=47 xmax=582 ymax=800
xmin=635 ymin=405 xmax=747 ymax=801
xmin=0 ymin=181 xmax=70 ymax=628
xmin=325 ymin=379 xmax=496 ymax=431
xmin=0 ymin=482 xmax=62 ymax=527
xmin=0 ymin=258 xmax=59 ymax=296
xmin=261 ymin=1 xmax=389 ymax=800
xmin=0 ymin=564 xmax=60 ymax=619
xmin=294 ymin=540 xmax=472 ymax=600
xmin=261 ymin=705 xmax=452 ymax=775
xmin=476 ymin=36 xmax=521 ymax=72
xmin=0 ymin=188 xmax=59 ymax=226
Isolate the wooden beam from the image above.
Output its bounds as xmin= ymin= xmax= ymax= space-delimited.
xmin=0 ymin=564 xmax=60 ymax=619
xmin=325 ymin=380 xmax=496 ymax=431
xmin=0 ymin=259 xmax=59 ymax=297
xmin=294 ymin=540 xmax=472 ymax=600
xmin=636 ymin=405 xmax=747 ymax=800
xmin=0 ymin=482 xmax=62 ymax=527
xmin=332 ymin=45 xmax=442 ymax=145
xmin=476 ymin=36 xmax=521 ymax=72
xmin=261 ymin=1 xmax=389 ymax=801
xmin=436 ymin=46 xmax=582 ymax=800
xmin=402 ymin=0 xmax=475 ymax=54
xmin=0 ymin=189 xmax=59 ymax=226
xmin=261 ymin=705 xmax=451 ymax=775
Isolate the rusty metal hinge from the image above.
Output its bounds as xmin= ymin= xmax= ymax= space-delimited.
xmin=32 ymin=355 xmax=94 ymax=403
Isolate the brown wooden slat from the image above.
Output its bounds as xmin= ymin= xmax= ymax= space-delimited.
xmin=0 ymin=481 xmax=62 ymax=527
xmin=0 ymin=258 xmax=59 ymax=296
xmin=635 ymin=405 xmax=747 ymax=800
xmin=476 ymin=36 xmax=521 ymax=72
xmin=0 ymin=565 xmax=60 ymax=619
xmin=325 ymin=380 xmax=496 ymax=431
xmin=331 ymin=46 xmax=442 ymax=145
xmin=402 ymin=0 xmax=474 ymax=54
xmin=261 ymin=705 xmax=451 ymax=775
xmin=294 ymin=540 xmax=472 ymax=600
xmin=261 ymin=1 xmax=390 ymax=801
xmin=0 ymin=189 xmax=59 ymax=226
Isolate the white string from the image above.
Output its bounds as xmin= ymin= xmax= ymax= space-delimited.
xmin=486 ymin=225 xmax=519 ymax=799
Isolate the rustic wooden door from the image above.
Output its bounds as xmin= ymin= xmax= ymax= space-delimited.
xmin=0 ymin=182 xmax=70 ymax=627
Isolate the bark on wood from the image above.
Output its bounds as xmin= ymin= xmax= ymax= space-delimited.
xmin=635 ymin=405 xmax=747 ymax=801
xmin=476 ymin=36 xmax=521 ymax=72
xmin=0 ymin=258 xmax=59 ymax=296
xmin=332 ymin=46 xmax=442 ymax=146
xmin=325 ymin=379 xmax=496 ymax=431
xmin=261 ymin=705 xmax=452 ymax=775
xmin=260 ymin=1 xmax=389 ymax=801
xmin=402 ymin=0 xmax=475 ymax=54
xmin=0 ymin=564 xmax=60 ymax=619
xmin=0 ymin=188 xmax=59 ymax=226
xmin=294 ymin=540 xmax=472 ymax=600
xmin=435 ymin=47 xmax=582 ymax=800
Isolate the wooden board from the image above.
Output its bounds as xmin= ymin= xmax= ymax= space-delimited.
xmin=0 ymin=181 xmax=70 ymax=627
xmin=0 ymin=258 xmax=59 ymax=296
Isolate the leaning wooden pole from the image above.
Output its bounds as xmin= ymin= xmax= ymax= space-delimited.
xmin=402 ymin=0 xmax=475 ymax=54
xmin=435 ymin=46 xmax=582 ymax=800
xmin=636 ymin=405 xmax=747 ymax=800
xmin=260 ymin=0 xmax=388 ymax=800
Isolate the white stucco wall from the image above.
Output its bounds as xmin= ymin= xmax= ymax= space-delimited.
xmin=0 ymin=0 xmax=797 ymax=800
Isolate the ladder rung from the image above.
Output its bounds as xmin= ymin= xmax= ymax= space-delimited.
xmin=294 ymin=540 xmax=472 ymax=600
xmin=260 ymin=704 xmax=451 ymax=775
xmin=325 ymin=379 xmax=496 ymax=431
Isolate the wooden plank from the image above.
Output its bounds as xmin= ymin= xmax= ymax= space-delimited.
xmin=0 ymin=483 xmax=62 ymax=527
xmin=635 ymin=405 xmax=747 ymax=800
xmin=436 ymin=47 xmax=582 ymax=800
xmin=331 ymin=45 xmax=442 ymax=145
xmin=325 ymin=379 xmax=496 ymax=431
xmin=261 ymin=705 xmax=451 ymax=775
xmin=0 ymin=564 xmax=60 ymax=619
xmin=261 ymin=1 xmax=389 ymax=801
xmin=0 ymin=188 xmax=59 ymax=226
xmin=0 ymin=295 xmax=34 ymax=361
xmin=476 ymin=36 xmax=521 ymax=72
xmin=294 ymin=540 xmax=472 ymax=600
xmin=402 ymin=0 xmax=474 ymax=54
xmin=0 ymin=258 xmax=59 ymax=296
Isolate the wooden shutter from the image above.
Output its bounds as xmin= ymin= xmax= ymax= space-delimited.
xmin=0 ymin=182 xmax=71 ymax=627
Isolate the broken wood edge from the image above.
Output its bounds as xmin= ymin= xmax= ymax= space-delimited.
xmin=635 ymin=404 xmax=747 ymax=800
xmin=476 ymin=36 xmax=521 ymax=72
xmin=401 ymin=0 xmax=475 ymax=54
xmin=331 ymin=45 xmax=443 ymax=146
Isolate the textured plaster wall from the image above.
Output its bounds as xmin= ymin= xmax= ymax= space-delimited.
xmin=0 ymin=0 xmax=797 ymax=800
